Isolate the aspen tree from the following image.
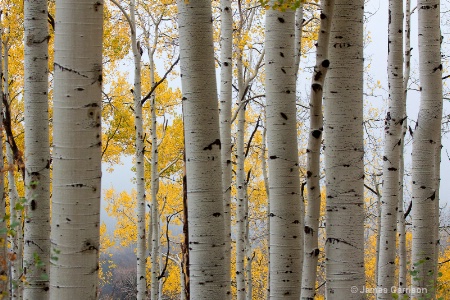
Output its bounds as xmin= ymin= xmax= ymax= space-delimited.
xmin=23 ymin=0 xmax=51 ymax=298
xmin=3 ymin=43 xmax=23 ymax=300
xmin=397 ymin=0 xmax=412 ymax=291
xmin=265 ymin=2 xmax=303 ymax=298
xmin=129 ymin=1 xmax=146 ymax=297
xmin=411 ymin=1 xmax=442 ymax=298
xmin=177 ymin=0 xmax=226 ymax=298
xmin=324 ymin=0 xmax=365 ymax=298
xmin=377 ymin=0 xmax=404 ymax=297
xmin=50 ymin=0 xmax=103 ymax=298
xmin=219 ymin=0 xmax=233 ymax=297
xmin=301 ymin=1 xmax=334 ymax=299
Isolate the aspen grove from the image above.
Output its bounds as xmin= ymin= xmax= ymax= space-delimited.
xmin=0 ymin=0 xmax=449 ymax=299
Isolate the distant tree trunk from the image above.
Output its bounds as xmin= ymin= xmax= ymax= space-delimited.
xmin=23 ymin=0 xmax=51 ymax=298
xmin=265 ymin=2 xmax=303 ymax=298
xmin=3 ymin=45 xmax=23 ymax=300
xmin=397 ymin=0 xmax=412 ymax=291
xmin=301 ymin=1 xmax=334 ymax=299
xmin=236 ymin=12 xmax=247 ymax=298
xmin=127 ymin=1 xmax=147 ymax=298
xmin=177 ymin=0 xmax=226 ymax=298
xmin=50 ymin=0 xmax=103 ymax=298
xmin=6 ymin=145 xmax=21 ymax=300
xmin=147 ymin=36 xmax=160 ymax=300
xmin=324 ymin=0 xmax=365 ymax=298
xmin=411 ymin=1 xmax=442 ymax=299
xmin=377 ymin=0 xmax=404 ymax=297
xmin=218 ymin=0 xmax=233 ymax=297
xmin=294 ymin=4 xmax=303 ymax=76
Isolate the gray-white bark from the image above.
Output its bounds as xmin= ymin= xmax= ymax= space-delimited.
xmin=23 ymin=0 xmax=51 ymax=298
xmin=177 ymin=0 xmax=226 ymax=298
xmin=324 ymin=0 xmax=365 ymax=298
xmin=377 ymin=0 xmax=404 ymax=297
xmin=50 ymin=0 xmax=103 ymax=298
xmin=301 ymin=1 xmax=333 ymax=299
xmin=219 ymin=0 xmax=233 ymax=297
xmin=411 ymin=1 xmax=442 ymax=299
xmin=265 ymin=3 xmax=303 ymax=298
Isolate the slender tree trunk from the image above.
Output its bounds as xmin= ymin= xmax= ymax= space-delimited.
xmin=177 ymin=0 xmax=226 ymax=298
xmin=23 ymin=0 xmax=51 ymax=298
xmin=411 ymin=1 xmax=442 ymax=299
xmin=294 ymin=4 xmax=303 ymax=77
xmin=377 ymin=0 xmax=404 ymax=297
xmin=265 ymin=3 xmax=303 ymax=298
xmin=50 ymin=0 xmax=103 ymax=298
xmin=127 ymin=1 xmax=147 ymax=298
xmin=397 ymin=0 xmax=412 ymax=292
xmin=324 ymin=0 xmax=365 ymax=298
xmin=148 ymin=40 xmax=160 ymax=300
xmin=236 ymin=17 xmax=247 ymax=299
xmin=219 ymin=0 xmax=233 ymax=297
xmin=4 ymin=47 xmax=22 ymax=300
xmin=301 ymin=1 xmax=334 ymax=299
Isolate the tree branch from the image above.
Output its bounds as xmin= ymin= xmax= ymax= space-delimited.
xmin=141 ymin=56 xmax=180 ymax=105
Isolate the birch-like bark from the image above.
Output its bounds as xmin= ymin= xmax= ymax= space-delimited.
xmin=177 ymin=1 xmax=226 ymax=298
xmin=236 ymin=11 xmax=247 ymax=297
xmin=324 ymin=0 xmax=365 ymax=298
xmin=411 ymin=2 xmax=442 ymax=298
xmin=265 ymin=3 xmax=303 ymax=298
xmin=4 ymin=46 xmax=22 ymax=300
xmin=397 ymin=0 xmax=411 ymax=292
xmin=23 ymin=0 xmax=50 ymax=298
xmin=377 ymin=0 xmax=404 ymax=297
xmin=218 ymin=0 xmax=233 ymax=297
xmin=129 ymin=0 xmax=147 ymax=298
xmin=146 ymin=29 xmax=160 ymax=300
xmin=50 ymin=0 xmax=103 ymax=298
xmin=6 ymin=145 xmax=21 ymax=300
xmin=301 ymin=1 xmax=334 ymax=298
xmin=294 ymin=4 xmax=303 ymax=77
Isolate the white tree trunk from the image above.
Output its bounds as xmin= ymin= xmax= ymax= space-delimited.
xmin=128 ymin=1 xmax=147 ymax=298
xmin=377 ymin=0 xmax=404 ymax=297
xmin=50 ymin=0 xmax=103 ymax=298
xmin=301 ymin=1 xmax=333 ymax=299
xmin=147 ymin=37 xmax=160 ymax=300
xmin=294 ymin=4 xmax=303 ymax=77
xmin=397 ymin=0 xmax=412 ymax=292
xmin=324 ymin=0 xmax=365 ymax=298
xmin=177 ymin=0 xmax=226 ymax=298
xmin=236 ymin=30 xmax=247 ymax=300
xmin=265 ymin=4 xmax=303 ymax=298
xmin=23 ymin=0 xmax=51 ymax=298
xmin=4 ymin=47 xmax=22 ymax=300
xmin=411 ymin=2 xmax=442 ymax=299
xmin=6 ymin=145 xmax=21 ymax=300
xmin=219 ymin=0 xmax=233 ymax=297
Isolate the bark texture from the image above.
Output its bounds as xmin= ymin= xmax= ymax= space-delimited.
xmin=324 ymin=0 xmax=365 ymax=298
xmin=23 ymin=0 xmax=51 ymax=298
xmin=177 ymin=0 xmax=226 ymax=298
xmin=377 ymin=0 xmax=404 ymax=297
xmin=265 ymin=3 xmax=303 ymax=298
xmin=50 ymin=1 xmax=103 ymax=298
xmin=411 ymin=2 xmax=442 ymax=298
